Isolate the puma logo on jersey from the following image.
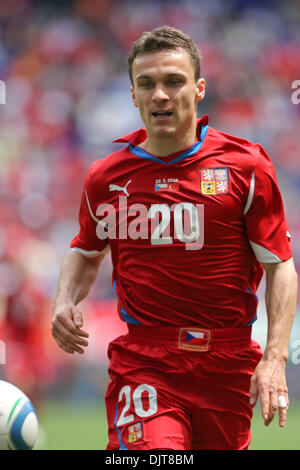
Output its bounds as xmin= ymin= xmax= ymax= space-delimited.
xmin=109 ymin=180 xmax=131 ymax=197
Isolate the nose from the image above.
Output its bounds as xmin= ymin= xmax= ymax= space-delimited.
xmin=152 ymin=85 xmax=169 ymax=103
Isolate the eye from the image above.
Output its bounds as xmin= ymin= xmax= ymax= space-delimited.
xmin=138 ymin=81 xmax=153 ymax=89
xmin=166 ymin=77 xmax=183 ymax=86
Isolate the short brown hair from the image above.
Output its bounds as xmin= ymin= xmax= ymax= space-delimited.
xmin=128 ymin=26 xmax=201 ymax=85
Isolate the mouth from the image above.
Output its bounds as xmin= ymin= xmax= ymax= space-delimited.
xmin=152 ymin=111 xmax=173 ymax=120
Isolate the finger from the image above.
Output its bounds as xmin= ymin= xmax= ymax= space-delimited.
xmin=264 ymin=391 xmax=278 ymax=426
xmin=52 ymin=323 xmax=87 ymax=353
xmin=55 ymin=337 xmax=75 ymax=355
xmin=72 ymin=309 xmax=84 ymax=328
xmin=278 ymin=394 xmax=289 ymax=427
xmin=55 ymin=313 xmax=89 ymax=338
xmin=58 ymin=343 xmax=75 ymax=354
xmin=278 ymin=405 xmax=288 ymax=427
xmin=52 ymin=324 xmax=75 ymax=352
xmin=52 ymin=321 xmax=89 ymax=347
xmin=56 ymin=312 xmax=89 ymax=336
xmin=249 ymin=376 xmax=259 ymax=407
xmin=57 ymin=334 xmax=85 ymax=355
xmin=259 ymin=385 xmax=270 ymax=423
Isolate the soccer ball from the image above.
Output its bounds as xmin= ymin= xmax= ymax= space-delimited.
xmin=0 ymin=380 xmax=39 ymax=450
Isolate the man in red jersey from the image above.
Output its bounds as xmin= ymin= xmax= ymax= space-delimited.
xmin=51 ymin=26 xmax=298 ymax=450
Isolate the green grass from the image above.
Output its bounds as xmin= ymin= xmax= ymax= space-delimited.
xmin=35 ymin=401 xmax=300 ymax=450
xmin=250 ymin=402 xmax=300 ymax=450
xmin=36 ymin=401 xmax=108 ymax=450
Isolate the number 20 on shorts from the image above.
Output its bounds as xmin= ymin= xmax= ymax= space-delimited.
xmin=116 ymin=384 xmax=158 ymax=427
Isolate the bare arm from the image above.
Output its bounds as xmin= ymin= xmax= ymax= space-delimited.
xmin=249 ymin=257 xmax=298 ymax=427
xmin=52 ymin=250 xmax=105 ymax=355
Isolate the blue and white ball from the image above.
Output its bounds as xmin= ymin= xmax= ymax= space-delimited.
xmin=0 ymin=380 xmax=39 ymax=450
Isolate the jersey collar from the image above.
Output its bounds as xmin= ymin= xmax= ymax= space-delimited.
xmin=113 ymin=115 xmax=209 ymax=165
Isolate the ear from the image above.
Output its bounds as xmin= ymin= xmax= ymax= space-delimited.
xmin=195 ymin=78 xmax=206 ymax=102
xmin=130 ymin=87 xmax=139 ymax=108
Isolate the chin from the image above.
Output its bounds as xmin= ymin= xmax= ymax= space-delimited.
xmin=152 ymin=126 xmax=176 ymax=139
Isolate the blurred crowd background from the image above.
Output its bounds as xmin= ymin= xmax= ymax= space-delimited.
xmin=0 ymin=0 xmax=299 ymax=414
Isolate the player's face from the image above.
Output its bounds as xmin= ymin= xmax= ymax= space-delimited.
xmin=131 ymin=49 xmax=205 ymax=146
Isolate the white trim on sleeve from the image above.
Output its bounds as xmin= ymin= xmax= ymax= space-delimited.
xmin=85 ymin=190 xmax=100 ymax=223
xmin=71 ymin=245 xmax=110 ymax=257
xmin=244 ymin=171 xmax=255 ymax=215
xmin=249 ymin=241 xmax=282 ymax=263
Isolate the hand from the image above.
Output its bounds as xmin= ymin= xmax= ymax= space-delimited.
xmin=249 ymin=356 xmax=289 ymax=427
xmin=51 ymin=301 xmax=89 ymax=355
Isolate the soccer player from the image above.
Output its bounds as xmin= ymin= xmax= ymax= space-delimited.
xmin=51 ymin=26 xmax=298 ymax=450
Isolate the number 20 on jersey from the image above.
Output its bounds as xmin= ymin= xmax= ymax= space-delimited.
xmin=96 ymin=199 xmax=204 ymax=251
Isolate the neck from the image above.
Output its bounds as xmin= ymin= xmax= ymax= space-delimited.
xmin=141 ymin=121 xmax=198 ymax=157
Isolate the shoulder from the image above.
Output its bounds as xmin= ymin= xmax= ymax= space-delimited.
xmin=85 ymin=146 xmax=130 ymax=186
xmin=208 ymin=125 xmax=258 ymax=154
xmin=207 ymin=125 xmax=272 ymax=172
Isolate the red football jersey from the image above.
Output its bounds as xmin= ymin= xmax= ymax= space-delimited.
xmin=70 ymin=115 xmax=292 ymax=328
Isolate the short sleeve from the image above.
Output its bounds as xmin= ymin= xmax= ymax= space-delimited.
xmin=70 ymin=163 xmax=109 ymax=257
xmin=245 ymin=145 xmax=292 ymax=263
